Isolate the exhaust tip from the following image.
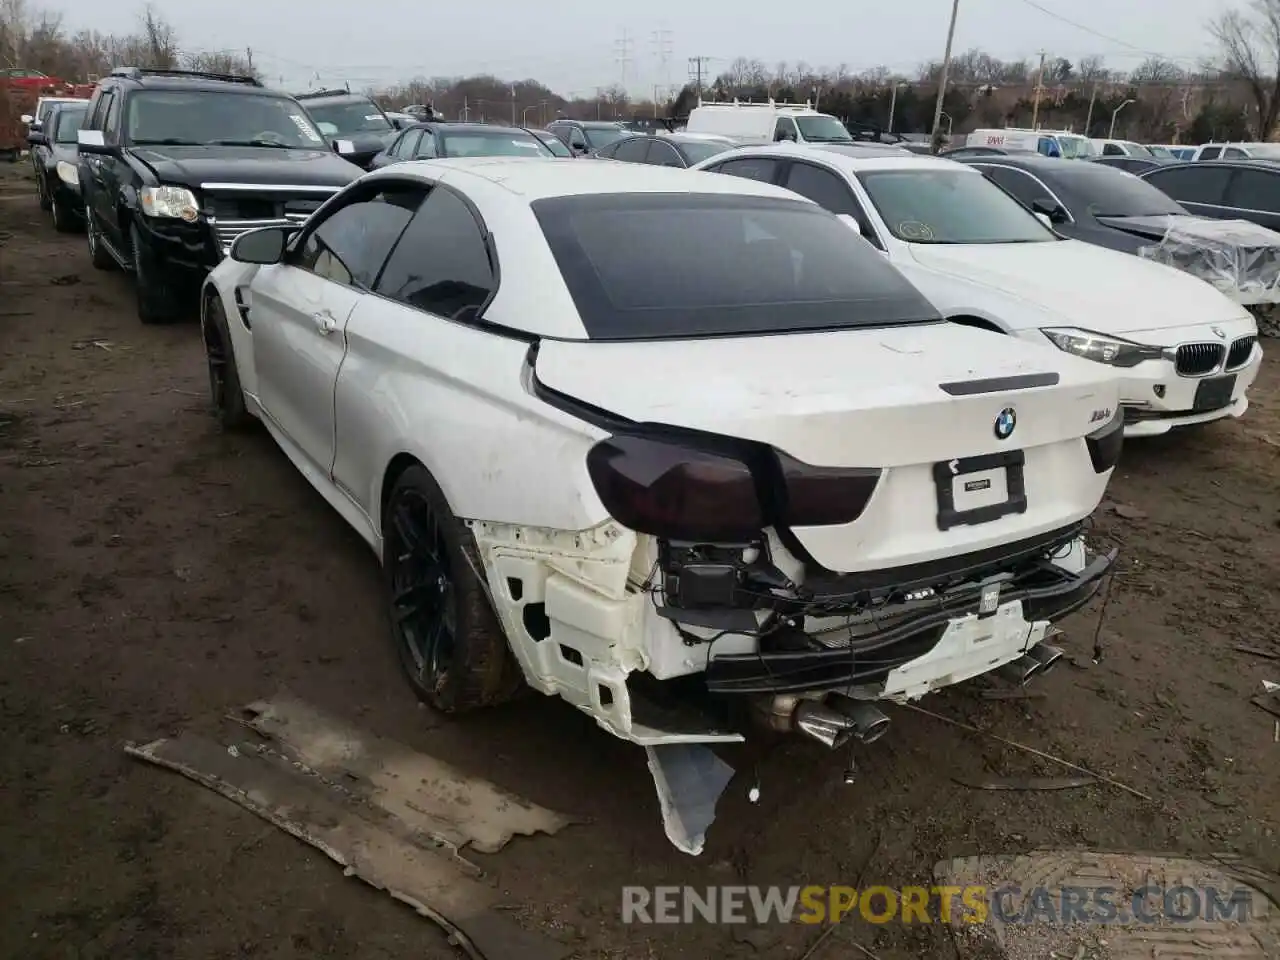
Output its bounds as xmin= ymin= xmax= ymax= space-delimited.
xmin=996 ymin=654 xmax=1043 ymax=686
xmin=1026 ymin=643 xmax=1065 ymax=676
xmin=855 ymin=714 xmax=890 ymax=744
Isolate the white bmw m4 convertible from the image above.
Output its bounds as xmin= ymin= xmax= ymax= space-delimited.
xmin=201 ymin=158 xmax=1122 ymax=759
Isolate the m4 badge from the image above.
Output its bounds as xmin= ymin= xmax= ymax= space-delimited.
xmin=1089 ymin=407 xmax=1113 ymax=424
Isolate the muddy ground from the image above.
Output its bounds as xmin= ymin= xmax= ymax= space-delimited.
xmin=1 ymin=160 xmax=1279 ymax=960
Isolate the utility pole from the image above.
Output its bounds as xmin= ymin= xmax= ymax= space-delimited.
xmin=614 ymin=29 xmax=634 ymax=98
xmin=688 ymin=56 xmax=711 ymax=102
xmin=1031 ymin=49 xmax=1047 ymax=129
xmin=245 ymin=47 xmax=254 ymax=75
xmin=930 ymin=0 xmax=961 ymax=153
xmin=1084 ymin=84 xmax=1098 ymax=136
xmin=594 ymin=86 xmax=605 ymax=120
xmin=510 ymin=84 xmax=517 ymax=125
xmin=651 ymin=28 xmax=673 ymax=93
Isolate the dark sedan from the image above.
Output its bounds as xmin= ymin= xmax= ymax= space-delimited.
xmin=592 ymin=132 xmax=740 ymax=167
xmin=369 ymin=122 xmax=554 ymax=168
xmin=26 ymin=100 xmax=88 ymax=232
xmin=953 ymin=153 xmax=1197 ymax=254
xmin=1141 ymin=160 xmax=1280 ymax=232
xmin=940 ymin=145 xmax=1038 ymax=158
xmin=1091 ymin=155 xmax=1175 ymax=175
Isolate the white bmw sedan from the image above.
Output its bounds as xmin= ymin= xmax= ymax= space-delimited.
xmin=200 ymin=158 xmax=1120 ymax=757
xmin=693 ymin=144 xmax=1263 ymax=438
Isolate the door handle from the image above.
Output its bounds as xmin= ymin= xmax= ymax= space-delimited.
xmin=312 ymin=311 xmax=338 ymax=335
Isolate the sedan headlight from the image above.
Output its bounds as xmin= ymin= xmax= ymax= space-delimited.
xmin=55 ymin=161 xmax=78 ymax=185
xmin=140 ymin=185 xmax=200 ymax=222
xmin=1040 ymin=327 xmax=1164 ymax=368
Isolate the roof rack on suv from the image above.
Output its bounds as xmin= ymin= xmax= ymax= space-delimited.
xmin=109 ymin=65 xmax=263 ymax=86
xmin=295 ymin=88 xmax=355 ymax=99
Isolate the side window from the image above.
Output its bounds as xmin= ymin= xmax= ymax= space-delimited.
xmin=1145 ymin=166 xmax=1231 ymax=205
xmin=713 ymin=157 xmax=780 ymax=183
xmin=613 ymin=138 xmax=650 ymax=163
xmin=1223 ymin=147 xmax=1247 ymax=159
xmin=374 ymin=187 xmax=496 ymax=320
xmin=1225 ymin=169 xmax=1280 ymax=212
xmin=414 ymin=133 xmax=439 ymax=158
xmin=394 ymin=131 xmax=421 ymax=158
xmin=90 ymin=91 xmax=113 ymax=131
xmin=774 ymin=118 xmax=798 ymax=142
xmin=548 ymin=124 xmax=569 ymax=145
xmin=567 ymin=127 xmax=588 ymax=151
xmin=594 ymin=142 xmax=620 ymax=159
xmin=1102 ymin=142 xmax=1123 ymax=156
xmin=981 ymin=166 xmax=1053 ymax=209
xmin=102 ymin=92 xmax=122 ymax=139
xmin=1199 ymin=146 xmax=1222 ymax=160
xmin=648 ymin=141 xmax=683 ymax=167
xmin=783 ymin=162 xmax=859 ymax=216
xmin=292 ymin=187 xmax=422 ymax=290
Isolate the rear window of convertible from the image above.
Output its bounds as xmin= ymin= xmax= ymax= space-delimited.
xmin=530 ymin=193 xmax=940 ymax=340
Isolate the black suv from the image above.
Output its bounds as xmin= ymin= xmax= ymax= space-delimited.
xmin=294 ymin=90 xmax=398 ymax=169
xmin=75 ymin=67 xmax=363 ymax=324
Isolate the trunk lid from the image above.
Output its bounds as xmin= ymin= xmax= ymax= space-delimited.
xmin=534 ymin=323 xmax=1120 ymax=574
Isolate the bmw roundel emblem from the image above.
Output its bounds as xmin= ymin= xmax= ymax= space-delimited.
xmin=994 ymin=407 xmax=1017 ymax=440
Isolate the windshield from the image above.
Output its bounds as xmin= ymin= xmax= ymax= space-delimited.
xmin=532 ymin=193 xmax=939 ymax=339
xmin=857 ymin=169 xmax=1055 ymax=244
xmin=1051 ymin=164 xmax=1186 ymax=217
xmin=1056 ymin=135 xmax=1095 ymax=159
xmin=1147 ymin=145 xmax=1174 ymax=158
xmin=538 ymin=134 xmax=571 ymax=157
xmin=678 ymin=139 xmax=734 ymax=164
xmin=125 ymin=90 xmax=328 ymax=148
xmin=54 ymin=106 xmax=87 ymax=143
xmin=583 ymin=125 xmax=629 ymax=148
xmin=1246 ymin=143 xmax=1280 ymax=159
xmin=440 ymin=130 xmax=552 ymax=158
xmin=795 ymin=115 xmax=852 ymax=142
xmin=305 ymin=100 xmax=392 ymax=136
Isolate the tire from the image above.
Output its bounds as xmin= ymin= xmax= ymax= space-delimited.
xmin=202 ymin=295 xmax=251 ymax=430
xmin=85 ymin=209 xmax=115 ymax=271
xmin=130 ymin=222 xmax=182 ymax=324
xmin=51 ymin=193 xmax=77 ymax=233
xmin=383 ymin=465 xmax=523 ymax=713
xmin=36 ymin=175 xmax=51 ymax=212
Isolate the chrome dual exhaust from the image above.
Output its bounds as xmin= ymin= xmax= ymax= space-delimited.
xmin=792 ymin=696 xmax=890 ymax=749
xmin=995 ymin=643 xmax=1065 ymax=686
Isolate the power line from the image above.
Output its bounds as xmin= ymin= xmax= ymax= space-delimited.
xmin=614 ymin=29 xmax=634 ymax=94
xmin=651 ymin=28 xmax=674 ymax=91
xmin=1014 ymin=0 xmax=1200 ymax=62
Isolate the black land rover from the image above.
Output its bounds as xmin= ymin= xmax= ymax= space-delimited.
xmin=75 ymin=67 xmax=364 ymax=324
xmin=293 ymin=89 xmax=399 ymax=170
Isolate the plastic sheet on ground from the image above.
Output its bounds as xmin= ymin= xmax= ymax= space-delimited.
xmin=645 ymin=743 xmax=736 ymax=856
xmin=1137 ymin=217 xmax=1280 ymax=307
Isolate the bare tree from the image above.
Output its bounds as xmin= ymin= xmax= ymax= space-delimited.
xmin=1077 ymin=55 xmax=1109 ymax=85
xmin=1211 ymin=0 xmax=1280 ymax=139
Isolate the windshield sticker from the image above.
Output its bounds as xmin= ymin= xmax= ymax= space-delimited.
xmin=898 ymin=220 xmax=935 ymax=241
xmin=366 ymin=114 xmax=384 ymax=121
xmin=514 ymin=140 xmax=541 ymax=148
xmin=290 ymin=115 xmax=323 ymax=141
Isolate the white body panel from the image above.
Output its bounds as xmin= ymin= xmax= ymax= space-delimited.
xmin=693 ymin=146 xmax=1263 ymax=437
xmin=685 ymin=101 xmax=839 ymax=144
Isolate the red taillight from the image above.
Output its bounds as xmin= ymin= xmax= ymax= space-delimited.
xmin=586 ymin=435 xmax=763 ymax=542
xmin=774 ymin=451 xmax=881 ymax=527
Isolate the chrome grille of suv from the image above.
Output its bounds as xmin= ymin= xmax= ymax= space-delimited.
xmin=1174 ymin=342 xmax=1224 ymax=376
xmin=202 ymin=187 xmax=337 ymax=255
xmin=1226 ymin=335 xmax=1257 ymax=370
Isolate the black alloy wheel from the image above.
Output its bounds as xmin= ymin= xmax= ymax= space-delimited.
xmin=387 ymin=486 xmax=458 ymax=701
xmin=383 ymin=465 xmax=524 ymax=713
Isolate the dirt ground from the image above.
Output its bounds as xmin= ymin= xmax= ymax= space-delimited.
xmin=2 ymin=159 xmax=1279 ymax=960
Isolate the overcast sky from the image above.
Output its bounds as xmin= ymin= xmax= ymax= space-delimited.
xmin=47 ymin=0 xmax=1237 ymax=96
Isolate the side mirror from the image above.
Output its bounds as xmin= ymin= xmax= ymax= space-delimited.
xmin=26 ymin=131 xmax=48 ymax=146
xmin=333 ymin=139 xmax=356 ymax=156
xmin=571 ymin=141 xmax=589 ymax=154
xmin=76 ymin=128 xmax=113 ymax=155
xmin=836 ymin=213 xmax=867 ymax=236
xmin=229 ymin=225 xmax=291 ymax=265
xmin=1031 ymin=198 xmax=1068 ymax=224
xmin=776 ymin=131 xmax=797 ymax=142
xmin=390 ymin=117 xmax=406 ymax=130
xmin=20 ymin=114 xmax=34 ymax=125
xmin=1034 ymin=212 xmax=1053 ymax=228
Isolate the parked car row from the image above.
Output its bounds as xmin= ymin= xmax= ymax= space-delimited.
xmin=15 ymin=68 xmax=1271 ymax=845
